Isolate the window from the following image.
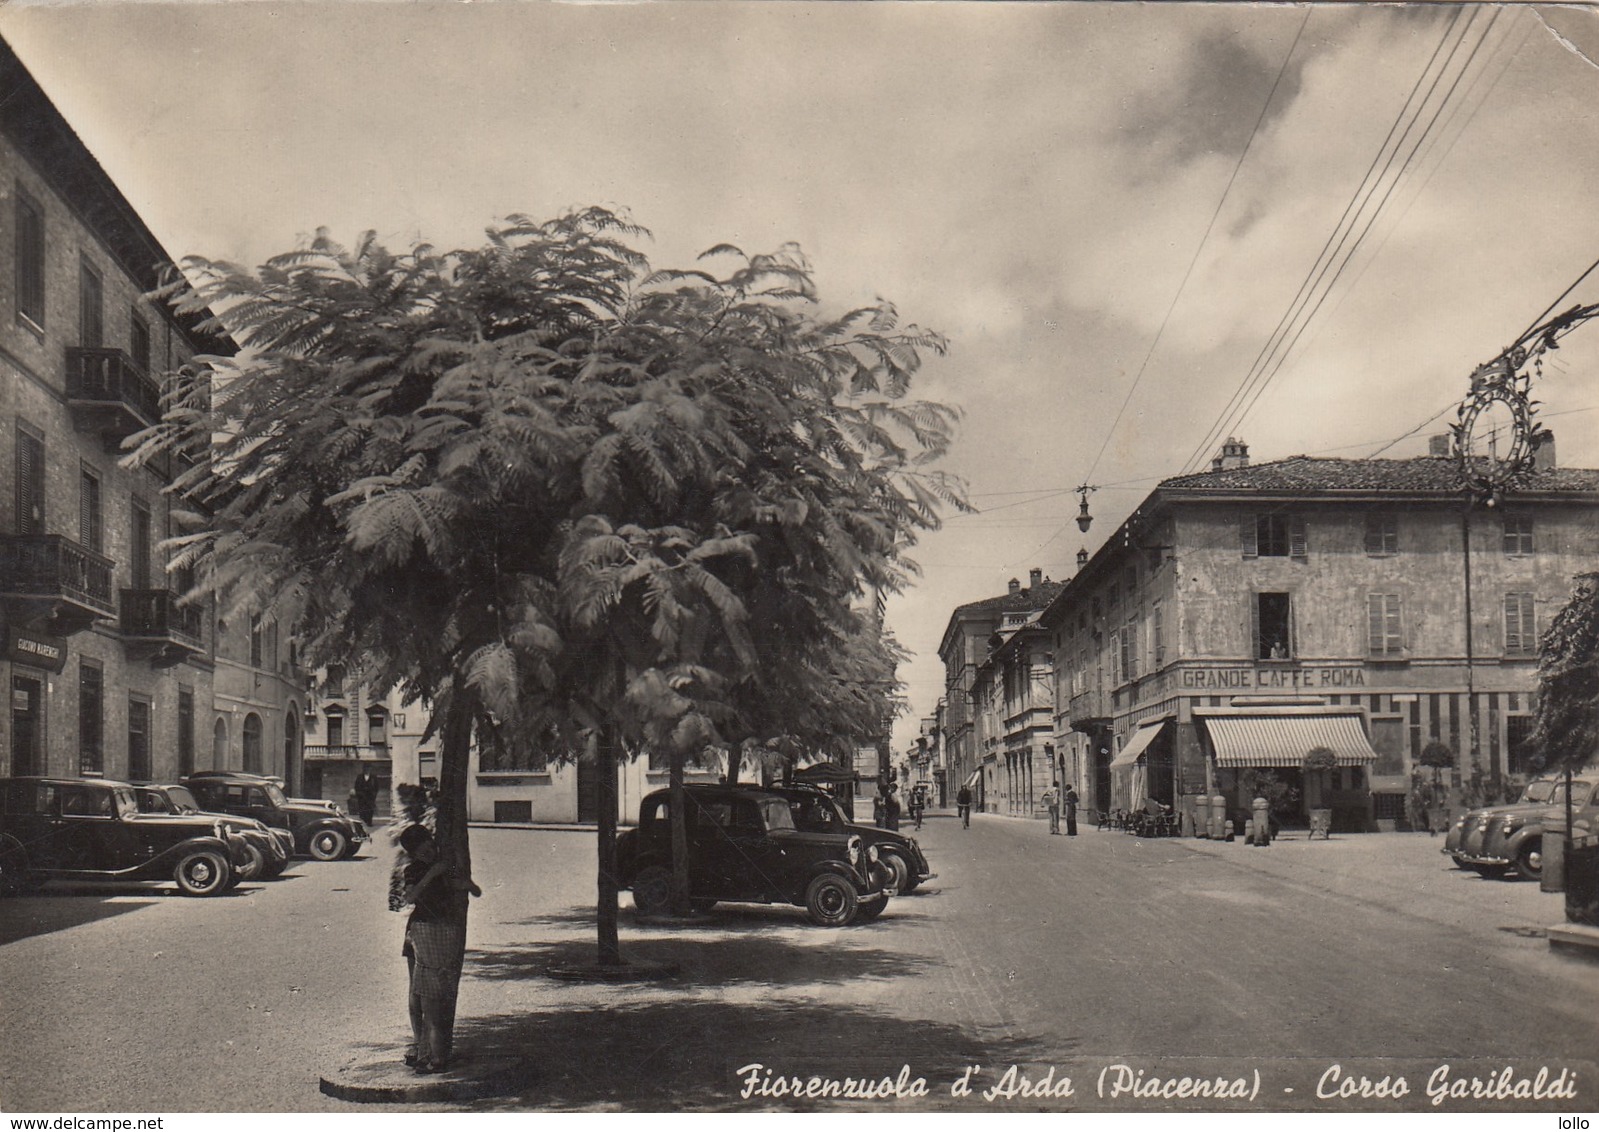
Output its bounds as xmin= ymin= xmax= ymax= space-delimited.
xmin=1367 ymin=594 xmax=1404 ymax=656
xmin=130 ymin=313 xmax=151 ymax=374
xmin=1254 ymin=592 xmax=1293 ymax=659
xmin=1506 ymin=715 xmax=1537 ymax=776
xmin=1504 ymin=592 xmax=1536 ymax=656
xmin=15 ymin=423 xmax=44 ymax=535
xmin=242 ymin=713 xmax=263 ymax=774
xmin=127 ymin=697 xmax=151 ymax=782
xmin=250 ymin=614 xmax=263 ymax=668
xmin=1502 ymin=516 xmax=1534 ymax=556
xmin=15 ymin=192 xmax=44 ymax=328
xmin=79 ymin=260 xmax=103 ymax=348
xmin=325 ymin=712 xmax=345 ymax=748
xmin=1119 ymin=619 xmax=1137 ymax=683
xmin=1152 ymin=601 xmax=1165 ymax=667
xmin=1364 ymin=513 xmax=1399 ymax=556
xmin=1242 ymin=513 xmax=1307 ymax=559
xmin=79 ymin=466 xmax=102 ymax=552
xmin=130 ymin=499 xmax=152 ymax=590
xmin=178 ymin=689 xmax=195 ymax=778
xmin=78 ymin=661 xmax=104 ymax=775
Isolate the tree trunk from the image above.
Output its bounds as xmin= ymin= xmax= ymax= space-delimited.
xmin=595 ymin=726 xmax=623 ymax=965
xmin=432 ymin=685 xmax=475 ymax=1050
xmin=669 ymin=747 xmax=691 ymax=916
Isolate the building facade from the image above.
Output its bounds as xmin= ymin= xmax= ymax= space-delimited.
xmin=937 ymin=568 xmax=1063 ymax=814
xmin=0 ymin=39 xmax=232 ymax=784
xmin=1040 ymin=441 xmax=1598 ymax=833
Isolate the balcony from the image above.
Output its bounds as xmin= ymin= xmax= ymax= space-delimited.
xmin=0 ymin=534 xmax=115 ymax=634
xmin=1068 ymin=688 xmax=1112 ymax=731
xmin=120 ymin=588 xmax=206 ymax=667
xmin=303 ymin=744 xmax=389 ymax=762
xmin=65 ymin=346 xmax=161 ymax=446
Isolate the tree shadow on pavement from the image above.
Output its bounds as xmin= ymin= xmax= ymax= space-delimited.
xmin=0 ymin=893 xmax=157 ymax=947
xmin=501 ymin=901 xmax=935 ymax=932
xmin=468 ymin=929 xmax=938 ymax=987
xmin=413 ymin=1000 xmax=1043 ymax=1110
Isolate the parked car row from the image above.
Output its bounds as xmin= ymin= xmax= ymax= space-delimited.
xmin=1444 ymin=774 xmax=1599 ymax=881
xmin=0 ymin=771 xmax=368 ymax=898
xmin=615 ymin=783 xmax=934 ymax=927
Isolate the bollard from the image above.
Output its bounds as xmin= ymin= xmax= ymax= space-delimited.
xmin=1252 ymin=796 xmax=1271 ymax=847
xmin=1210 ymin=794 xmax=1228 ymax=841
xmin=1243 ymin=818 xmax=1255 ymax=845
xmin=1194 ymin=795 xmax=1211 ymax=839
xmin=1542 ymin=813 xmax=1567 ymax=894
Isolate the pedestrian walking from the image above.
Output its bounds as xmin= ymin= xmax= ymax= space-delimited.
xmin=956 ymin=783 xmax=973 ymax=829
xmin=352 ymin=767 xmax=379 ymax=827
xmin=910 ymin=787 xmax=925 ymax=830
xmin=1042 ymin=781 xmax=1061 ymax=834
xmin=395 ymin=823 xmax=481 ymax=1074
xmin=1064 ymin=784 xmax=1079 ymax=836
xmin=884 ymin=783 xmax=902 ymax=831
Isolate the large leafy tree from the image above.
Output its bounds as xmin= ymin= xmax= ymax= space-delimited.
xmin=140 ymin=210 xmax=963 ymax=995
xmin=1531 ymin=572 xmax=1599 ymax=775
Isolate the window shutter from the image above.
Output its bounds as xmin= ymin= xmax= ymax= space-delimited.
xmin=1364 ymin=517 xmax=1380 ymax=556
xmin=1289 ymin=517 xmax=1308 ymax=559
xmin=1367 ymin=594 xmax=1384 ymax=654
xmin=16 ymin=430 xmax=43 ymax=535
xmin=1240 ymin=515 xmax=1258 ymax=558
xmin=1504 ymin=593 xmax=1522 ymax=654
xmin=1387 ymin=596 xmax=1403 ymax=654
xmin=1249 ymin=594 xmax=1261 ymax=658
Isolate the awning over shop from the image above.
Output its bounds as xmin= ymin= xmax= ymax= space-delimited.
xmin=794 ymin=761 xmax=855 ymax=785
xmin=1200 ymin=710 xmax=1379 ymax=768
xmin=1109 ymin=720 xmax=1167 ymax=770
xmin=963 ymin=769 xmax=982 ymax=788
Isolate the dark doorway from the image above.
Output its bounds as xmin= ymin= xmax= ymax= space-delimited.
xmin=1092 ymin=731 xmax=1113 ymax=813
xmin=11 ymin=674 xmax=43 ymax=776
xmin=576 ymin=752 xmax=598 ymax=823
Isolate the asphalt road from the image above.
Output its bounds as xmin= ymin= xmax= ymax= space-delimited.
xmin=1 ymin=811 xmax=1594 ymax=1113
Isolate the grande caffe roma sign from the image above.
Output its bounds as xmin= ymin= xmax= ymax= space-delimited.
xmin=1180 ymin=666 xmax=1367 ymax=690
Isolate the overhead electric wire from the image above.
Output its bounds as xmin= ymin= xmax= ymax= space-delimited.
xmin=1178 ymin=6 xmax=1475 ymax=475
xmin=1078 ymin=6 xmax=1313 ymax=490
xmin=1226 ymin=6 xmax=1506 ymax=436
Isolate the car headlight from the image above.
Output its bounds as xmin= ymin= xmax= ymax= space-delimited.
xmin=213 ymin=821 xmax=226 ymax=840
xmin=1501 ymin=819 xmax=1520 ymax=834
xmin=847 ymin=835 xmax=862 ymax=866
xmin=867 ymin=844 xmax=881 ymax=864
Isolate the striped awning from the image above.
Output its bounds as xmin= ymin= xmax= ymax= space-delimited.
xmin=1110 ymin=720 xmax=1167 ymax=770
xmin=1201 ymin=712 xmax=1378 ymax=768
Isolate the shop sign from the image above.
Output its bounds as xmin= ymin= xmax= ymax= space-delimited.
xmin=7 ymin=629 xmax=68 ymax=673
xmin=1179 ymin=666 xmax=1366 ymax=690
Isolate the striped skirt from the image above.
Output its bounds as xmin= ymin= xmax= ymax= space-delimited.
xmin=404 ymin=918 xmax=466 ymax=1002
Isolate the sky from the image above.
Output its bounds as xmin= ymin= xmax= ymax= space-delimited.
xmin=4 ymin=1 xmax=1598 ymax=759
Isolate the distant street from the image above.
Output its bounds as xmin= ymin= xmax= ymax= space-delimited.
xmin=2 ymin=811 xmax=1595 ymax=1112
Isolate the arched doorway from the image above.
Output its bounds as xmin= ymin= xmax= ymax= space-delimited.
xmin=213 ymin=717 xmax=229 ymax=771
xmin=243 ymin=713 xmax=264 ymax=774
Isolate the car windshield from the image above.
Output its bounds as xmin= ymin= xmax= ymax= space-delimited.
xmin=164 ymin=787 xmax=202 ymax=814
xmin=1546 ymin=781 xmax=1596 ymax=806
xmin=111 ymin=788 xmax=139 ymax=820
xmin=263 ymin=782 xmax=289 ymax=807
xmin=761 ymin=799 xmax=795 ymax=832
xmin=1523 ymin=780 xmax=1555 ymax=804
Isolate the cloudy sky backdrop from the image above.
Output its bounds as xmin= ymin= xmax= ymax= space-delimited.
xmin=4 ymin=1 xmax=1597 ymax=756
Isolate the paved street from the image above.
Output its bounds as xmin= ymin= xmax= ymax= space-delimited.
xmin=2 ymin=812 xmax=1595 ymax=1113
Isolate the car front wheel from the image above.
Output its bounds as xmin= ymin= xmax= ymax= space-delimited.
xmin=878 ymin=850 xmax=911 ymax=897
xmin=174 ymin=850 xmax=233 ymax=897
xmin=804 ymin=873 xmax=859 ymax=927
xmin=307 ymin=829 xmax=348 ymax=861
xmin=1516 ymin=839 xmax=1543 ymax=881
xmin=631 ymin=865 xmax=672 ymax=916
xmin=0 ymin=834 xmax=39 ymax=896
xmin=237 ymin=841 xmax=265 ymax=882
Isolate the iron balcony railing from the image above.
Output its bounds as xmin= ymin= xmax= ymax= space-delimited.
xmin=0 ymin=534 xmax=115 ymax=615
xmin=119 ymin=588 xmax=205 ymax=649
xmin=303 ymin=744 xmax=389 ymax=761
xmin=1068 ymin=687 xmax=1112 ymax=725
xmin=64 ymin=346 xmax=162 ymax=432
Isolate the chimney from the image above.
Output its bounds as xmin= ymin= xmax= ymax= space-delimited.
xmin=1428 ymin=434 xmax=1453 ymax=458
xmin=1211 ymin=436 xmax=1250 ymax=472
xmin=1533 ymin=429 xmax=1556 ymax=471
xmin=1008 ymin=577 xmax=1021 ymax=596
xmin=1029 ymin=567 xmax=1043 ymax=589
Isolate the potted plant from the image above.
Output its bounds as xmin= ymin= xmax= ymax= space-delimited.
xmin=1418 ymin=740 xmax=1456 ymax=836
xmin=1302 ymin=746 xmax=1338 ymax=840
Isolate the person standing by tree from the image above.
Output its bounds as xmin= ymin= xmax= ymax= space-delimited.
xmin=1042 ymin=781 xmax=1061 ymax=834
xmin=1063 ymin=783 xmax=1080 ymax=837
xmin=883 ymin=782 xmax=902 ymax=831
xmin=397 ymin=824 xmax=481 ymax=1074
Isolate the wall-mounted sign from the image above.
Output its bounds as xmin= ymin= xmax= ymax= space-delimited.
xmin=1180 ymin=666 xmax=1366 ymax=691
xmin=7 ymin=629 xmax=68 ymax=673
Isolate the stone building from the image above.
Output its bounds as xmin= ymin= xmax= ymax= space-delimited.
xmin=1040 ymin=439 xmax=1599 ymax=833
xmin=937 ymin=568 xmax=1063 ymax=814
xmin=0 ymin=38 xmax=231 ymax=783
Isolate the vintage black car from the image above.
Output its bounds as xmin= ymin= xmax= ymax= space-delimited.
xmin=1444 ymin=777 xmax=1557 ymax=871
xmin=615 ymin=784 xmax=888 ymax=926
xmin=768 ymin=785 xmax=935 ymax=895
xmin=132 ymin=783 xmax=294 ymax=880
xmin=183 ymin=771 xmax=368 ymax=860
xmin=1463 ymin=775 xmax=1599 ymax=881
xmin=0 ymin=776 xmax=249 ymax=897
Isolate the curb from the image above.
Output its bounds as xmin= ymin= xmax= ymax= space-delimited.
xmin=547 ymin=959 xmax=680 ymax=982
xmin=320 ymin=1050 xmax=529 ymax=1104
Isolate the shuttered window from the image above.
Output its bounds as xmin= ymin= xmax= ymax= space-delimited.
xmin=1243 ymin=513 xmax=1307 ymax=559
xmin=15 ymin=192 xmax=44 ymax=328
xmin=1502 ymin=517 xmax=1534 ymax=556
xmin=79 ymin=466 xmax=102 ymax=552
xmin=1504 ymin=593 xmax=1536 ymax=656
xmin=130 ymin=313 xmax=151 ymax=374
xmin=15 ymin=424 xmax=44 ymax=535
xmin=1367 ymin=593 xmax=1403 ymax=656
xmin=130 ymin=500 xmax=152 ymax=589
xmin=127 ymin=697 xmax=151 ymax=782
xmin=79 ymin=260 xmax=103 ymax=348
xmin=78 ymin=662 xmax=104 ymax=775
xmin=1364 ymin=513 xmax=1399 ymax=556
xmin=1152 ymin=600 xmax=1165 ymax=667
